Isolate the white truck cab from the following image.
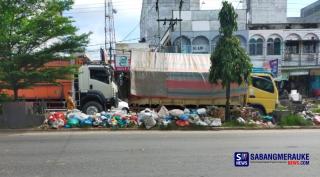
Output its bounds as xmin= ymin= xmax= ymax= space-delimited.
xmin=75 ymin=64 xmax=118 ymax=115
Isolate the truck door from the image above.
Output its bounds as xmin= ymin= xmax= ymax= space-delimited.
xmin=247 ymin=76 xmax=278 ymax=114
xmin=88 ymin=68 xmax=113 ymax=99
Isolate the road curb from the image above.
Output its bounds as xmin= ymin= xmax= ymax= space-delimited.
xmin=1 ymin=126 xmax=320 ymax=133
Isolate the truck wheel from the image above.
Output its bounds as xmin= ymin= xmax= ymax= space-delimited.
xmin=82 ymin=101 xmax=103 ymax=115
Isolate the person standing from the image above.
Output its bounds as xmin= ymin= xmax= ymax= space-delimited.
xmin=66 ymin=91 xmax=76 ymax=110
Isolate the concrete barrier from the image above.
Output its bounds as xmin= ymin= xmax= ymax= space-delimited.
xmin=0 ymin=102 xmax=45 ymax=129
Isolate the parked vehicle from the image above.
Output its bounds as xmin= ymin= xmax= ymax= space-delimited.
xmin=0 ymin=58 xmax=121 ymax=115
xmin=128 ymin=51 xmax=278 ymax=115
xmin=74 ymin=64 xmax=119 ymax=114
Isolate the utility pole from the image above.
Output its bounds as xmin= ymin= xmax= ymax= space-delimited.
xmin=104 ymin=0 xmax=107 ymax=50
xmin=105 ymin=0 xmax=116 ymax=62
xmin=179 ymin=0 xmax=184 ymax=53
xmin=156 ymin=0 xmax=160 ymax=51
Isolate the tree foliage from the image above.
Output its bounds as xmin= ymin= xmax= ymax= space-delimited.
xmin=0 ymin=0 xmax=90 ymax=100
xmin=209 ymin=1 xmax=252 ymax=121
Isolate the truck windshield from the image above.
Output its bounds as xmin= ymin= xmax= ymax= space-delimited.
xmin=90 ymin=69 xmax=110 ymax=84
xmin=251 ymin=76 xmax=274 ymax=93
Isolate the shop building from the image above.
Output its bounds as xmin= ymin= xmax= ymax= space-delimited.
xmin=140 ymin=0 xmax=320 ymax=97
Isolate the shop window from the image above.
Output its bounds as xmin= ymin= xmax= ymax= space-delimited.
xmin=267 ymin=38 xmax=281 ymax=55
xmin=303 ymin=41 xmax=317 ymax=53
xmin=256 ymin=38 xmax=263 ymax=55
xmin=267 ymin=39 xmax=274 ymax=55
xmin=252 ymin=76 xmax=274 ymax=93
xmin=274 ymin=38 xmax=281 ymax=55
xmin=285 ymin=41 xmax=300 ymax=54
xmin=249 ymin=39 xmax=256 ymax=55
xmin=249 ymin=38 xmax=263 ymax=55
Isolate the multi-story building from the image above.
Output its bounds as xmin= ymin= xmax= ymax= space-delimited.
xmin=140 ymin=0 xmax=320 ymax=97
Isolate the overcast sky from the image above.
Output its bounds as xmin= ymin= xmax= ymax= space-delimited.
xmin=65 ymin=0 xmax=318 ymax=59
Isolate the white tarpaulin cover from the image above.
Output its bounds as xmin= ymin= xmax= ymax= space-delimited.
xmin=130 ymin=51 xmax=247 ymax=98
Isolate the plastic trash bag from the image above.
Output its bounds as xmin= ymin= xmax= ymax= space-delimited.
xmin=67 ymin=118 xmax=80 ymax=128
xmin=262 ymin=116 xmax=273 ymax=122
xmin=197 ymin=108 xmax=207 ymax=115
xmin=169 ymin=109 xmax=184 ymax=117
xmin=144 ymin=116 xmax=156 ymax=129
xmin=161 ymin=119 xmax=172 ymax=127
xmin=51 ymin=118 xmax=65 ymax=129
xmin=210 ymin=118 xmax=222 ymax=127
xmin=314 ymin=116 xmax=320 ymax=125
xmin=237 ymin=117 xmax=246 ymax=124
xmin=184 ymin=108 xmax=191 ymax=114
xmin=93 ymin=117 xmax=103 ymax=127
xmin=164 ymin=115 xmax=173 ymax=121
xmin=176 ymin=120 xmax=190 ymax=127
xmin=80 ymin=118 xmax=93 ymax=127
xmin=48 ymin=112 xmax=66 ymax=129
xmin=188 ymin=114 xmax=200 ymax=124
xmin=195 ymin=120 xmax=208 ymax=126
xmin=179 ymin=114 xmax=189 ymax=121
xmin=158 ymin=106 xmax=169 ymax=119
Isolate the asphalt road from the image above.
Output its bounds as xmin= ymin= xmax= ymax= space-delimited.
xmin=0 ymin=130 xmax=319 ymax=177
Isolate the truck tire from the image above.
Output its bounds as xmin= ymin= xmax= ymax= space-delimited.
xmin=82 ymin=101 xmax=103 ymax=115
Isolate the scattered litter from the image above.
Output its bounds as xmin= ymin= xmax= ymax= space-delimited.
xmin=236 ymin=117 xmax=246 ymax=124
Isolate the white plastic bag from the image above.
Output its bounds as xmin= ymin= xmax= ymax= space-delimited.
xmin=210 ymin=118 xmax=222 ymax=127
xmin=237 ymin=117 xmax=246 ymax=124
xmin=158 ymin=106 xmax=169 ymax=118
xmin=169 ymin=109 xmax=184 ymax=117
xmin=144 ymin=116 xmax=156 ymax=129
xmin=197 ymin=108 xmax=207 ymax=115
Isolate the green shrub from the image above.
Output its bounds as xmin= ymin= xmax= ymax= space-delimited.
xmin=310 ymin=108 xmax=320 ymax=113
xmin=279 ymin=114 xmax=312 ymax=126
xmin=0 ymin=93 xmax=11 ymax=103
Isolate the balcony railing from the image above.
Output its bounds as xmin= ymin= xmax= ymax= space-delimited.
xmin=282 ymin=53 xmax=320 ymax=67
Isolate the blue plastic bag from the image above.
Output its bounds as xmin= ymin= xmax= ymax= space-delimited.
xmin=80 ymin=118 xmax=93 ymax=127
xmin=179 ymin=114 xmax=189 ymax=121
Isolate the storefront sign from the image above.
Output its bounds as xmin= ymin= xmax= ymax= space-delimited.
xmin=115 ymin=55 xmax=130 ymax=72
xmin=192 ymin=45 xmax=207 ymax=53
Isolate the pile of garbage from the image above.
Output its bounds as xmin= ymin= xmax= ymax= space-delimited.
xmin=45 ymin=109 xmax=138 ymax=129
xmin=231 ymin=107 xmax=275 ymax=128
xmin=298 ymin=102 xmax=320 ymax=125
xmin=44 ymin=106 xmax=282 ymax=129
xmin=138 ymin=106 xmax=224 ymax=129
xmin=44 ymin=106 xmax=228 ymax=129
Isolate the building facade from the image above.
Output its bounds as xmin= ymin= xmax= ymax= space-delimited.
xmin=140 ymin=0 xmax=320 ymax=97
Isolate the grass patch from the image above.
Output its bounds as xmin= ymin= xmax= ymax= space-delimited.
xmin=279 ymin=114 xmax=313 ymax=126
xmin=310 ymin=108 xmax=320 ymax=113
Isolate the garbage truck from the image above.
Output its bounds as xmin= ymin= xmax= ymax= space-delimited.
xmin=128 ymin=51 xmax=278 ymax=115
xmin=0 ymin=58 xmax=120 ymax=115
xmin=74 ymin=63 xmax=119 ymax=115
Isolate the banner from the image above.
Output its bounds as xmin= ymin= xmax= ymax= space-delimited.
xmin=115 ymin=55 xmax=130 ymax=72
xmin=269 ymin=59 xmax=279 ymax=76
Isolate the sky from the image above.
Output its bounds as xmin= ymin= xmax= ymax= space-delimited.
xmin=65 ymin=0 xmax=318 ymax=59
